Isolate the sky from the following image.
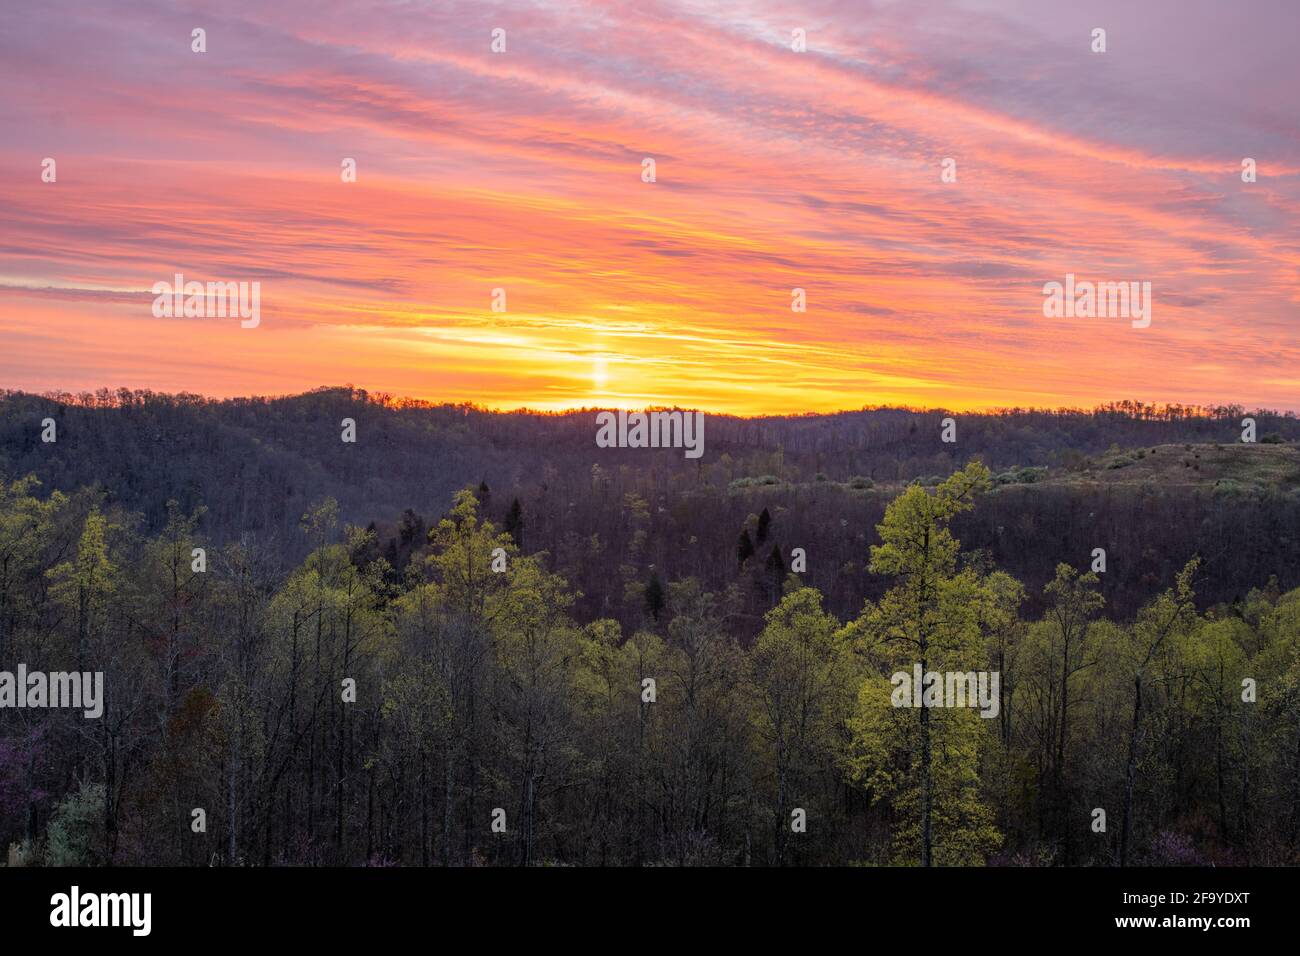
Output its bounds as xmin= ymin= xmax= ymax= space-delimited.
xmin=1 ymin=0 xmax=1297 ymax=415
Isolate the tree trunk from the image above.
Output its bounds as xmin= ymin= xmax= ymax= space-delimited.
xmin=1120 ymin=676 xmax=1143 ymax=867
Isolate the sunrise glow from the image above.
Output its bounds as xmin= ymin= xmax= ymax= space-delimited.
xmin=2 ymin=0 xmax=1297 ymax=414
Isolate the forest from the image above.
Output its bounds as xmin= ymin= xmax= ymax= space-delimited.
xmin=5 ymin=386 xmax=1300 ymax=625
xmin=2 ymin=389 xmax=1300 ymax=866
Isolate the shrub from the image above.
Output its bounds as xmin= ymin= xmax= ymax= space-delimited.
xmin=44 ymin=781 xmax=106 ymax=867
xmin=995 ymin=466 xmax=1047 ymax=485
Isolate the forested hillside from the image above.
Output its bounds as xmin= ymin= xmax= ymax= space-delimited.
xmin=3 ymin=387 xmax=1298 ymax=624
xmin=2 ymin=388 xmax=1300 ymax=867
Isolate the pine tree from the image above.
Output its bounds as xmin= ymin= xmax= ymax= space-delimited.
xmin=504 ymin=498 xmax=523 ymax=549
xmin=736 ymin=529 xmax=755 ymax=566
xmin=757 ymin=507 xmax=772 ymax=544
xmin=398 ymin=508 xmax=424 ymax=549
xmin=764 ymin=543 xmax=785 ymax=604
xmin=645 ymin=572 xmax=665 ymax=622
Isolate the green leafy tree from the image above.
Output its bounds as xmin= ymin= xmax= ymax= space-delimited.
xmin=846 ymin=462 xmax=1000 ymax=866
xmin=1118 ymin=558 xmax=1201 ymax=866
xmin=750 ymin=587 xmax=855 ymax=864
xmin=44 ymin=781 xmax=108 ymax=867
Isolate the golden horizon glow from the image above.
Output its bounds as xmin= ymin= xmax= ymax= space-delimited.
xmin=3 ymin=2 xmax=1298 ymax=416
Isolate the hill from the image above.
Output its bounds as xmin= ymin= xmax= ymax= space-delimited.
xmin=2 ymin=387 xmax=1298 ymax=626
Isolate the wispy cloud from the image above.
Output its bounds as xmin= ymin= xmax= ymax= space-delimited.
xmin=2 ymin=0 xmax=1297 ymax=413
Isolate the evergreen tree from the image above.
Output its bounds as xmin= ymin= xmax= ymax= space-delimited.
xmin=736 ymin=529 xmax=755 ymax=566
xmin=504 ymin=498 xmax=524 ymax=549
xmin=398 ymin=508 xmax=425 ymax=549
xmin=764 ymin=543 xmax=785 ymax=604
xmin=645 ymin=572 xmax=665 ymax=622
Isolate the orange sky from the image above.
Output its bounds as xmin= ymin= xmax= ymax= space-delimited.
xmin=2 ymin=0 xmax=1298 ymax=415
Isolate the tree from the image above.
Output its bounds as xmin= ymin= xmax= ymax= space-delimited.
xmin=847 ymin=461 xmax=997 ymax=866
xmin=736 ymin=529 xmax=755 ymax=566
xmin=46 ymin=506 xmax=117 ymax=671
xmin=489 ymin=557 xmax=581 ymax=865
xmin=398 ymin=508 xmax=425 ymax=550
xmin=1037 ymin=563 xmax=1103 ymax=859
xmin=504 ymin=498 xmax=523 ymax=550
xmin=44 ymin=782 xmax=107 ymax=866
xmin=750 ymin=587 xmax=855 ymax=864
xmin=1118 ymin=558 xmax=1200 ymax=866
xmin=658 ymin=580 xmax=748 ymax=865
xmin=1188 ymin=617 xmax=1250 ymax=848
xmin=645 ymin=572 xmax=665 ymax=622
xmin=142 ymin=500 xmax=208 ymax=720
xmin=764 ymin=544 xmax=785 ymax=606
